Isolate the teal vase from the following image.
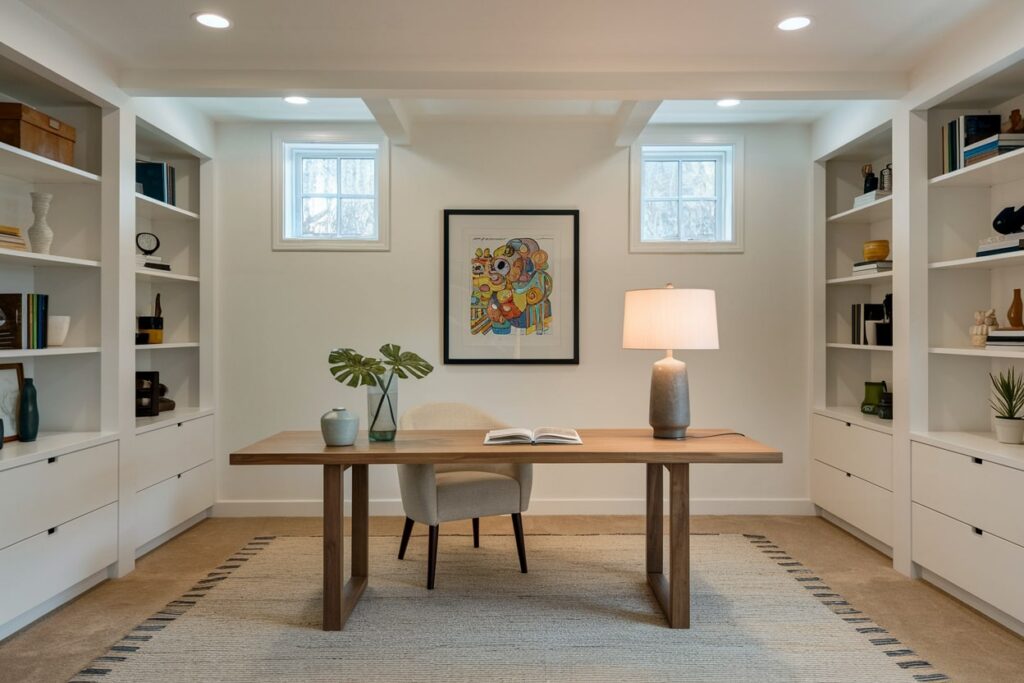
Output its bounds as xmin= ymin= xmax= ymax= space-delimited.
xmin=18 ymin=378 xmax=38 ymax=442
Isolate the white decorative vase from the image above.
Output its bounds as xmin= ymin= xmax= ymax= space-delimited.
xmin=47 ymin=316 xmax=70 ymax=346
xmin=27 ymin=192 xmax=54 ymax=255
xmin=994 ymin=417 xmax=1024 ymax=444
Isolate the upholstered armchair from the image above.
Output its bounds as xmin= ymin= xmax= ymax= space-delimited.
xmin=396 ymin=403 xmax=532 ymax=589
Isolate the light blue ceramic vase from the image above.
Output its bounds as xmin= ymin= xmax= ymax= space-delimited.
xmin=321 ymin=407 xmax=359 ymax=446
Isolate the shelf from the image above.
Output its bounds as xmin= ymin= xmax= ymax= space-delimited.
xmin=826 ymin=272 xmax=893 ymax=286
xmin=814 ymin=406 xmax=893 ymax=435
xmin=929 ymin=251 xmax=1024 ymax=271
xmin=135 ymin=406 xmax=214 ymax=435
xmin=930 ymin=346 xmax=1024 ymax=359
xmin=826 ymin=196 xmax=892 ymax=225
xmin=0 ymin=431 xmax=119 ymax=473
xmin=826 ymin=343 xmax=893 ymax=352
xmin=912 ymin=431 xmax=1024 ymax=473
xmin=0 ymin=247 xmax=100 ymax=269
xmin=135 ymin=269 xmax=199 ymax=283
xmin=135 ymin=193 xmax=199 ymax=222
xmin=0 ymin=346 xmax=100 ymax=358
xmin=135 ymin=342 xmax=199 ymax=350
xmin=0 ymin=140 xmax=101 ymax=184
xmin=929 ymin=146 xmax=1024 ymax=188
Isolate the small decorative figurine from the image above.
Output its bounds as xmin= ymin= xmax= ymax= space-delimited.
xmin=862 ymin=164 xmax=878 ymax=193
xmin=879 ymin=163 xmax=893 ymax=193
xmin=1004 ymin=109 xmax=1024 ymax=133
xmin=971 ymin=309 xmax=1000 ymax=346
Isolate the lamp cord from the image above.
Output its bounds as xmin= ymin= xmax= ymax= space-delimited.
xmin=685 ymin=431 xmax=746 ymax=439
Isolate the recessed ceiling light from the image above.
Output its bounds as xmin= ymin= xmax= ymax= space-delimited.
xmin=777 ymin=16 xmax=811 ymax=31
xmin=193 ymin=13 xmax=231 ymax=29
xmin=716 ymin=99 xmax=741 ymax=108
xmin=284 ymin=96 xmax=310 ymax=105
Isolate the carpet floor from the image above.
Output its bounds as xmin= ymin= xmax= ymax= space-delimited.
xmin=70 ymin=533 xmax=948 ymax=682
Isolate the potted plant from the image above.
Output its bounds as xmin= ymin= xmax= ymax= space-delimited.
xmin=328 ymin=344 xmax=433 ymax=442
xmin=990 ymin=367 xmax=1024 ymax=444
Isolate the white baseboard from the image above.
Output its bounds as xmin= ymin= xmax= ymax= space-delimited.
xmin=213 ymin=497 xmax=815 ymax=518
xmin=817 ymin=507 xmax=893 ymax=557
xmin=919 ymin=567 xmax=1024 ymax=637
xmin=135 ymin=508 xmax=211 ymax=558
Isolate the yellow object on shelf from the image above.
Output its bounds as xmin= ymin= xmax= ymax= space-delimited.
xmin=863 ymin=239 xmax=890 ymax=262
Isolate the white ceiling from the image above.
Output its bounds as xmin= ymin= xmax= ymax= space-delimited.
xmin=22 ymin=0 xmax=992 ymax=74
xmin=177 ymin=97 xmax=374 ymax=123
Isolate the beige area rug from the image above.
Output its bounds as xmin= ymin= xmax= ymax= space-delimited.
xmin=71 ymin=534 xmax=948 ymax=682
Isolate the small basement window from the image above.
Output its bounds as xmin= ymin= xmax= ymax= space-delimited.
xmin=273 ymin=134 xmax=389 ymax=251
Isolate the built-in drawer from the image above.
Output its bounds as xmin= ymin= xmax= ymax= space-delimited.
xmin=135 ymin=415 xmax=214 ymax=492
xmin=0 ymin=442 xmax=117 ymax=550
xmin=811 ymin=414 xmax=892 ymax=490
xmin=913 ymin=502 xmax=1024 ymax=624
xmin=0 ymin=501 xmax=117 ymax=625
xmin=912 ymin=441 xmax=1024 ymax=548
xmin=135 ymin=460 xmax=214 ymax=549
xmin=812 ymin=459 xmax=892 ymax=546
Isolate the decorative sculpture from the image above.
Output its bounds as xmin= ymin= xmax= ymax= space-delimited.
xmin=971 ymin=308 xmax=1000 ymax=347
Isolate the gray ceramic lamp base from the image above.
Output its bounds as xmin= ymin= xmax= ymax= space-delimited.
xmin=649 ymin=354 xmax=690 ymax=439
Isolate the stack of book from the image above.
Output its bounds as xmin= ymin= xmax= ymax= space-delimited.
xmin=963 ymin=133 xmax=1024 ymax=167
xmin=941 ymin=114 xmax=1001 ymax=173
xmin=135 ymin=161 xmax=176 ymax=205
xmin=853 ymin=259 xmax=892 ymax=275
xmin=136 ymin=254 xmax=170 ymax=271
xmin=986 ymin=329 xmax=1024 ymax=348
xmin=0 ymin=293 xmax=49 ymax=350
xmin=977 ymin=234 xmax=1024 ymax=258
xmin=0 ymin=225 xmax=28 ymax=251
xmin=853 ymin=189 xmax=890 ymax=209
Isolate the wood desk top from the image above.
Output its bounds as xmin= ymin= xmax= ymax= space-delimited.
xmin=230 ymin=429 xmax=782 ymax=466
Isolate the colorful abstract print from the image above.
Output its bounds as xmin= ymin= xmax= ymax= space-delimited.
xmin=471 ymin=237 xmax=553 ymax=336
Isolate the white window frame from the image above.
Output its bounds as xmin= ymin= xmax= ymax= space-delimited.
xmin=272 ymin=129 xmax=390 ymax=251
xmin=629 ymin=133 xmax=744 ymax=253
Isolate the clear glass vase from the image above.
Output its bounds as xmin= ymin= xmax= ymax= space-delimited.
xmin=367 ymin=373 xmax=398 ymax=442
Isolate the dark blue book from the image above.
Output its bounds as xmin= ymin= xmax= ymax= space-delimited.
xmin=136 ymin=161 xmax=168 ymax=203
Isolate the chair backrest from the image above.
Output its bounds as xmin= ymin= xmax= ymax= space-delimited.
xmin=399 ymin=402 xmax=507 ymax=430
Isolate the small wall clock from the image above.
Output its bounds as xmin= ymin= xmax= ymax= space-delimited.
xmin=136 ymin=232 xmax=160 ymax=256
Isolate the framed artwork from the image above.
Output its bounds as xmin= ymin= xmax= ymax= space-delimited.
xmin=444 ymin=209 xmax=579 ymax=364
xmin=0 ymin=363 xmax=24 ymax=442
xmin=135 ymin=371 xmax=160 ymax=418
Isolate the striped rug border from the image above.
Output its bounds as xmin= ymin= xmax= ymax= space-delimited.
xmin=742 ymin=534 xmax=950 ymax=682
xmin=70 ymin=533 xmax=951 ymax=683
xmin=69 ymin=536 xmax=276 ymax=682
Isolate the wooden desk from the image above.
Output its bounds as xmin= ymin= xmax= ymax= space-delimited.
xmin=231 ymin=428 xmax=781 ymax=631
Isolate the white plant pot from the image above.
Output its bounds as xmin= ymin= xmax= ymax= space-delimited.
xmin=994 ymin=417 xmax=1024 ymax=444
xmin=47 ymin=315 xmax=70 ymax=346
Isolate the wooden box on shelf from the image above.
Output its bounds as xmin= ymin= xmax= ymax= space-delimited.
xmin=0 ymin=103 xmax=76 ymax=166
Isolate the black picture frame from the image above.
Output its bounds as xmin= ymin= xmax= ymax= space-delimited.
xmin=135 ymin=371 xmax=160 ymax=418
xmin=443 ymin=209 xmax=579 ymax=365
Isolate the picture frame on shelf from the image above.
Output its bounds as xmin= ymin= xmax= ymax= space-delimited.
xmin=443 ymin=209 xmax=579 ymax=364
xmin=0 ymin=362 xmax=25 ymax=442
xmin=135 ymin=371 xmax=160 ymax=418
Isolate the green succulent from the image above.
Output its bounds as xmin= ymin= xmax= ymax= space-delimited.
xmin=990 ymin=367 xmax=1024 ymax=419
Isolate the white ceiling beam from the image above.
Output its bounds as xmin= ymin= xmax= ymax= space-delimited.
xmin=612 ymin=100 xmax=661 ymax=147
xmin=119 ymin=69 xmax=908 ymax=100
xmin=362 ymin=98 xmax=411 ymax=145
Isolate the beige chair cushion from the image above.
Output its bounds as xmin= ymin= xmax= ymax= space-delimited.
xmin=435 ymin=470 xmax=522 ymax=523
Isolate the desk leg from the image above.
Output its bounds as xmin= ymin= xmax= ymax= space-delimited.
xmin=646 ymin=463 xmax=690 ymax=628
xmin=322 ymin=463 xmax=368 ymax=631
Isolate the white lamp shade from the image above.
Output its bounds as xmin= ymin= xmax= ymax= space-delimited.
xmin=622 ymin=287 xmax=719 ymax=350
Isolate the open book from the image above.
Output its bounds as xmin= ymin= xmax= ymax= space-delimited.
xmin=484 ymin=427 xmax=583 ymax=445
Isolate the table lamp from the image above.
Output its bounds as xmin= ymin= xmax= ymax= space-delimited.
xmin=622 ymin=285 xmax=719 ymax=439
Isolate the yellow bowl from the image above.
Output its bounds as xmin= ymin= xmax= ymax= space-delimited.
xmin=863 ymin=239 xmax=890 ymax=262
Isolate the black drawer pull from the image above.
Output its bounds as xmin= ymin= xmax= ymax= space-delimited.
xmin=973 ymin=527 xmax=983 ymax=536
xmin=972 ymin=457 xmax=983 ymax=465
xmin=845 ymin=422 xmax=852 ymax=427
xmin=177 ymin=423 xmax=184 ymax=427
xmin=48 ymin=527 xmax=57 ymax=535
xmin=177 ymin=473 xmax=182 ymax=479
xmin=47 ymin=457 xmax=57 ymax=464
xmin=845 ymin=472 xmax=852 ymax=478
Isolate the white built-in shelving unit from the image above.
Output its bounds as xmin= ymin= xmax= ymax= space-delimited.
xmin=812 ymin=60 xmax=1024 ymax=635
xmin=0 ymin=54 xmax=215 ymax=639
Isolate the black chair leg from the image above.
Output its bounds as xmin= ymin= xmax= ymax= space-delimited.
xmin=397 ymin=517 xmax=414 ymax=560
xmin=511 ymin=513 xmax=528 ymax=573
xmin=472 ymin=517 xmax=480 ymax=548
xmin=427 ymin=525 xmax=439 ymax=589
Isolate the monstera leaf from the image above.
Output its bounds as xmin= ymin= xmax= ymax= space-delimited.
xmin=328 ymin=348 xmax=386 ymax=387
xmin=379 ymin=343 xmax=434 ymax=380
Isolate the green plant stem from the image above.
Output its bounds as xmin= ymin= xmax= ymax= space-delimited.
xmin=369 ymin=371 xmax=397 ymax=432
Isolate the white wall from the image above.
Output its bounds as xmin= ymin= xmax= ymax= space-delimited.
xmin=214 ymin=119 xmax=812 ymax=516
